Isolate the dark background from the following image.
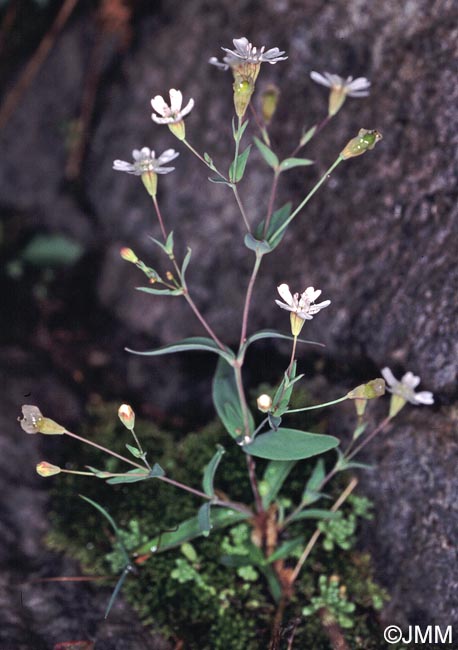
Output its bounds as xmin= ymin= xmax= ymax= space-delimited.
xmin=0 ymin=0 xmax=457 ymax=647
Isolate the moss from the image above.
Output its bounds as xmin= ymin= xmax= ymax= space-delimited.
xmin=48 ymin=400 xmax=391 ymax=649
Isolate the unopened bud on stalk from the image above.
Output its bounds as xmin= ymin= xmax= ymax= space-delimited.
xmin=120 ymin=248 xmax=138 ymax=263
xmin=341 ymin=129 xmax=382 ymax=159
xmin=261 ymin=84 xmax=280 ymax=124
xmin=257 ymin=394 xmax=273 ymax=413
xmin=118 ymin=404 xmax=135 ymax=430
xmin=36 ymin=461 xmax=61 ymax=477
xmin=347 ymin=379 xmax=385 ymax=400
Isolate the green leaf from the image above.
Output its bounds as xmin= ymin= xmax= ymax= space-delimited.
xmin=243 ymin=428 xmax=339 ymax=461
xmin=136 ymin=286 xmax=184 ymax=296
xmin=289 ymin=509 xmax=339 ymax=523
xmin=80 ymin=495 xmax=129 ymax=565
xmin=304 ymin=458 xmax=325 ymax=496
xmin=255 ymin=202 xmax=292 ymax=251
xmin=104 ymin=566 xmax=130 ymax=619
xmin=149 ymin=462 xmax=166 ymax=477
xmin=232 ymin=117 xmax=249 ymax=142
xmin=212 ymin=357 xmax=254 ymax=439
xmin=253 ymin=137 xmax=279 ymax=169
xmin=21 ymin=234 xmax=83 ymax=267
xmin=229 ymin=145 xmax=252 ymax=182
xmin=243 ymin=234 xmax=271 ymax=255
xmin=259 ymin=564 xmax=282 ymax=603
xmin=149 ymin=231 xmax=174 ymax=256
xmin=261 ymin=460 xmax=296 ymax=508
xmin=85 ymin=466 xmax=112 ymax=478
xmin=125 ymin=443 xmax=142 ymax=459
xmin=279 ymin=157 xmax=314 ymax=172
xmin=181 ymin=247 xmax=192 ymax=285
xmin=198 ymin=502 xmax=212 ymax=535
xmin=242 ymin=329 xmax=324 ymax=354
xmin=266 ymin=536 xmax=304 ymax=563
xmin=135 ymin=508 xmax=248 ymax=556
xmin=202 ymin=445 xmax=225 ymax=497
xmin=220 ymin=554 xmax=254 ymax=568
xmin=208 ymin=176 xmax=232 ymax=186
xmin=203 ymin=152 xmax=216 ymax=170
xmin=126 ymin=337 xmax=234 ymax=363
xmin=300 ymin=125 xmax=317 ymax=147
xmin=272 ymin=363 xmax=302 ymax=416
xmin=106 ymin=469 xmax=150 ymax=484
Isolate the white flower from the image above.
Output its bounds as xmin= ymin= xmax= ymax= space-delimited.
xmin=310 ymin=71 xmax=371 ymax=97
xmin=113 ymin=148 xmax=179 ymax=176
xmin=275 ymin=284 xmax=331 ymax=320
xmin=151 ymin=89 xmax=194 ymax=125
xmin=381 ymin=367 xmax=434 ymax=405
xmin=209 ymin=36 xmax=287 ymax=70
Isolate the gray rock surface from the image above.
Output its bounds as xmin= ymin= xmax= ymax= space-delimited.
xmin=1 ymin=0 xmax=457 ymax=638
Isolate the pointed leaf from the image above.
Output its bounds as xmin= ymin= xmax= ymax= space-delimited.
xmin=212 ymin=357 xmax=254 ymax=439
xmin=304 ymin=458 xmax=325 ymax=497
xmin=253 ymin=137 xmax=279 ymax=169
xmin=150 ymin=462 xmax=165 ymax=477
xmin=255 ymin=202 xmax=292 ymax=251
xmin=272 ymin=362 xmax=300 ymax=416
xmin=104 ymin=567 xmax=130 ymax=619
xmin=136 ymin=286 xmax=184 ymax=296
xmin=198 ymin=502 xmax=212 ymax=535
xmin=181 ymin=247 xmax=192 ymax=284
xmin=243 ymin=428 xmax=339 ymax=461
xmin=242 ymin=329 xmax=324 ymax=353
xmin=126 ymin=337 xmax=234 ymax=363
xmin=149 ymin=231 xmax=174 ymax=256
xmin=279 ymin=157 xmax=314 ymax=172
xmin=261 ymin=460 xmax=296 ymax=508
xmin=86 ymin=466 xmax=112 ymax=479
xmin=208 ymin=176 xmax=232 ymax=186
xmin=266 ymin=536 xmax=304 ymax=563
xmin=125 ymin=443 xmax=142 ymax=459
xmin=232 ymin=117 xmax=249 ymax=141
xmin=289 ymin=509 xmax=339 ymax=523
xmin=106 ymin=469 xmax=149 ymax=484
xmin=300 ymin=125 xmax=317 ymax=147
xmin=80 ymin=495 xmax=129 ymax=565
xmin=202 ymin=445 xmax=225 ymax=497
xmin=229 ymin=145 xmax=252 ymax=182
xmin=244 ymin=233 xmax=271 ymax=254
xmin=135 ymin=508 xmax=248 ymax=556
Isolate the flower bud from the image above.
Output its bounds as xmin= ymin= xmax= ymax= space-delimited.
xmin=347 ymin=378 xmax=385 ymax=400
xmin=233 ymin=78 xmax=255 ymax=119
xmin=120 ymin=248 xmax=138 ymax=263
xmin=257 ymin=394 xmax=273 ymax=413
xmin=340 ymin=129 xmax=382 ymax=160
xmin=261 ymin=84 xmax=280 ymax=124
xmin=118 ymin=403 xmax=135 ymax=430
xmin=141 ymin=170 xmax=158 ymax=197
xmin=36 ymin=461 xmax=61 ymax=477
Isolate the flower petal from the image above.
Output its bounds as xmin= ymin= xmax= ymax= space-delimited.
xmin=413 ymin=391 xmax=434 ymax=405
xmin=402 ymin=371 xmax=421 ymax=389
xmin=310 ymin=71 xmax=332 ymax=87
xmin=277 ymin=283 xmax=294 ymax=306
xmin=169 ymin=88 xmax=183 ymax=113
xmin=180 ymin=97 xmax=195 ymax=118
xmin=381 ymin=367 xmax=398 ymax=388
xmin=151 ymin=94 xmax=168 ymax=116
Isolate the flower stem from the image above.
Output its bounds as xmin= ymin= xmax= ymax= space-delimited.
xmin=345 ymin=415 xmax=392 ymax=461
xmin=269 ymin=156 xmax=343 ymax=243
xmin=288 ymin=477 xmax=358 ymax=586
xmin=246 ymin=454 xmax=264 ymax=514
xmin=64 ymin=430 xmax=144 ymax=470
xmin=286 ymin=394 xmax=349 ymax=413
xmin=231 ymin=184 xmax=251 ymax=232
xmin=239 ymin=251 xmax=262 ymax=347
xmin=182 ymin=138 xmax=228 ymax=180
xmin=263 ymin=169 xmax=280 ymax=238
xmin=151 ymin=195 xmax=167 ymax=240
